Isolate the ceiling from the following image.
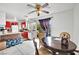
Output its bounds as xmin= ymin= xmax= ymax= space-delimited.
xmin=0 ymin=3 xmax=75 ymax=20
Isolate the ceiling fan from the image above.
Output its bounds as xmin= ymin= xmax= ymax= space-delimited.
xmin=27 ymin=3 xmax=49 ymax=16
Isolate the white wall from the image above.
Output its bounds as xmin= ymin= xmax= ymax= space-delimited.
xmin=50 ymin=4 xmax=79 ymax=47
xmin=50 ymin=9 xmax=73 ymax=40
xmin=73 ymin=4 xmax=79 ymax=46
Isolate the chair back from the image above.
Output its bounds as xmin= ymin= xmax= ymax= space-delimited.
xmin=37 ymin=32 xmax=45 ymax=40
xmin=60 ymin=32 xmax=70 ymax=40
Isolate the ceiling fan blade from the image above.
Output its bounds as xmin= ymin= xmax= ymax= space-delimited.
xmin=28 ymin=10 xmax=36 ymax=14
xmin=42 ymin=3 xmax=49 ymax=8
xmin=27 ymin=4 xmax=35 ymax=8
xmin=42 ymin=10 xmax=49 ymax=14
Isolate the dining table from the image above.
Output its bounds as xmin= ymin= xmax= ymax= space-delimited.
xmin=42 ymin=36 xmax=77 ymax=55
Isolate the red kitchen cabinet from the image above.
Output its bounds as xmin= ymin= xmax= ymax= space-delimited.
xmin=21 ymin=31 xmax=28 ymax=40
xmin=5 ymin=21 xmax=12 ymax=29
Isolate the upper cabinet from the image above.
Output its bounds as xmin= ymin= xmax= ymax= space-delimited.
xmin=0 ymin=12 xmax=6 ymax=27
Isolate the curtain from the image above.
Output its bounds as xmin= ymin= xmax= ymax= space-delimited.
xmin=39 ymin=18 xmax=51 ymax=37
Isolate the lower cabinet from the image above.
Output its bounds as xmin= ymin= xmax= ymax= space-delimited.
xmin=0 ymin=33 xmax=23 ymax=51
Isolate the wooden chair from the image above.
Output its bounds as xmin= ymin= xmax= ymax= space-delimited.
xmin=60 ymin=32 xmax=78 ymax=55
xmin=33 ymin=39 xmax=52 ymax=55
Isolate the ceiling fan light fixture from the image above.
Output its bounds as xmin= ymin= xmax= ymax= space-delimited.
xmin=27 ymin=3 xmax=49 ymax=16
xmin=36 ymin=10 xmax=40 ymax=16
xmin=37 ymin=12 xmax=40 ymax=16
